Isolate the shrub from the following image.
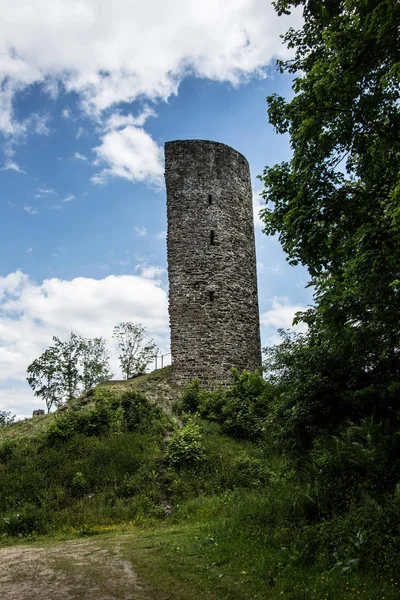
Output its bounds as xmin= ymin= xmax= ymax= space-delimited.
xmin=165 ymin=420 xmax=205 ymax=468
xmin=46 ymin=407 xmax=111 ymax=444
xmin=112 ymin=391 xmax=164 ymax=433
xmin=2 ymin=505 xmax=49 ymax=537
xmin=71 ymin=471 xmax=89 ymax=497
xmin=178 ymin=378 xmax=203 ymax=413
xmin=199 ymin=370 xmax=273 ymax=441
xmin=303 ymin=419 xmax=400 ymax=517
xmin=46 ymin=390 xmax=164 ymax=445
xmin=0 ymin=440 xmax=15 ymax=464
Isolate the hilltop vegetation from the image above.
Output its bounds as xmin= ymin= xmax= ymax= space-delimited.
xmin=1 ymin=368 xmax=400 ymax=599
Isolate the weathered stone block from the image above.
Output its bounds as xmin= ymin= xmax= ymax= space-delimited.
xmin=32 ymin=409 xmax=45 ymax=417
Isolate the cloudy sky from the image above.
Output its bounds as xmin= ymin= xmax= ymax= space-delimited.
xmin=0 ymin=0 xmax=312 ymax=418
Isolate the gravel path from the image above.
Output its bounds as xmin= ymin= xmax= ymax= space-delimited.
xmin=0 ymin=538 xmax=158 ymax=600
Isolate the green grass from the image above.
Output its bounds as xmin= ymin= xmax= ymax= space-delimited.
xmin=0 ymin=366 xmax=176 ymax=445
xmin=0 ymin=411 xmax=55 ymax=443
xmin=2 ymin=515 xmax=396 ymax=600
xmin=121 ymin=520 xmax=399 ymax=600
xmin=98 ymin=365 xmax=180 ymax=414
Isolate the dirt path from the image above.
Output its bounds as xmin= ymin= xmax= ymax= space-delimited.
xmin=0 ymin=537 xmax=161 ymax=600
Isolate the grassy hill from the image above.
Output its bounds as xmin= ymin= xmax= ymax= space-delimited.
xmin=0 ymin=368 xmax=399 ymax=599
xmin=0 ymin=366 xmax=178 ymax=444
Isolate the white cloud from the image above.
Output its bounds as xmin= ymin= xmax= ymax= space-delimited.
xmin=76 ymin=127 xmax=84 ymax=139
xmin=1 ymin=158 xmax=25 ymax=173
xmin=35 ymin=187 xmax=57 ymax=198
xmin=157 ymin=231 xmax=167 ymax=240
xmin=1 ymin=144 xmax=25 ymax=173
xmin=137 ymin=265 xmax=165 ymax=280
xmin=261 ymin=296 xmax=309 ymax=345
xmin=27 ymin=247 xmax=33 ymax=253
xmin=134 ymin=226 xmax=147 ymax=237
xmin=63 ymin=194 xmax=75 ymax=202
xmin=74 ymin=152 xmax=88 ymax=161
xmin=24 ymin=206 xmax=38 ymax=215
xmin=92 ymin=124 xmax=164 ymax=187
xmin=62 ymin=107 xmax=71 ymax=119
xmin=39 ymin=187 xmax=56 ymax=195
xmin=29 ymin=113 xmax=51 ymax=136
xmin=90 ymin=173 xmax=106 ymax=185
xmin=104 ymin=106 xmax=156 ymax=132
xmin=0 ymin=0 xmax=301 ymax=173
xmin=0 ymin=270 xmax=30 ymax=301
xmin=0 ymin=270 xmax=169 ymax=417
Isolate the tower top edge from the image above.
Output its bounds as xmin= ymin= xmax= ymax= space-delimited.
xmin=165 ymin=139 xmax=249 ymax=165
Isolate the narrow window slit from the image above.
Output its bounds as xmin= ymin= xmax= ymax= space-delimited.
xmin=208 ymin=194 xmax=212 ymax=205
xmin=209 ymin=291 xmax=215 ymax=302
xmin=210 ymin=230 xmax=215 ymax=245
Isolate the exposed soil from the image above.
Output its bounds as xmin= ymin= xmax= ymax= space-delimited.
xmin=0 ymin=538 xmax=160 ymax=600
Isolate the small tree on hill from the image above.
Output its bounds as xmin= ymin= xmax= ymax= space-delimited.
xmin=27 ymin=346 xmax=63 ymax=412
xmin=81 ymin=337 xmax=113 ymax=392
xmin=0 ymin=411 xmax=16 ymax=427
xmin=52 ymin=333 xmax=84 ymax=402
xmin=27 ymin=332 xmax=113 ymax=411
xmin=113 ymin=322 xmax=157 ymax=379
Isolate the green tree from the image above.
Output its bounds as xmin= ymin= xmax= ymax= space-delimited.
xmin=0 ymin=411 xmax=16 ymax=427
xmin=27 ymin=346 xmax=63 ymax=412
xmin=81 ymin=337 xmax=113 ymax=392
xmin=52 ymin=333 xmax=84 ymax=402
xmin=27 ymin=333 xmax=113 ymax=410
xmin=259 ymin=1 xmax=400 ymax=436
xmin=113 ymin=322 xmax=157 ymax=379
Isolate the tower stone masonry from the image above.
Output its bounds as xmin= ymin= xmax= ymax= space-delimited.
xmin=165 ymin=139 xmax=261 ymax=386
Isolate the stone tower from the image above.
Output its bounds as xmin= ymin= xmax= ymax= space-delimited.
xmin=165 ymin=139 xmax=261 ymax=386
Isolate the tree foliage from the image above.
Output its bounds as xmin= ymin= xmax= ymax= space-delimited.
xmin=27 ymin=333 xmax=112 ymax=411
xmin=27 ymin=346 xmax=63 ymax=413
xmin=0 ymin=411 xmax=15 ymax=427
xmin=52 ymin=333 xmax=84 ymax=402
xmin=113 ymin=322 xmax=157 ymax=379
xmin=81 ymin=337 xmax=113 ymax=392
xmin=261 ymin=0 xmax=400 ymax=327
xmin=260 ymin=0 xmax=400 ymax=438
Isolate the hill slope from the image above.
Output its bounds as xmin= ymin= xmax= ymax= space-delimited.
xmin=0 ymin=368 xmax=399 ymax=600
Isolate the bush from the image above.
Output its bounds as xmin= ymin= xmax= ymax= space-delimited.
xmin=0 ymin=440 xmax=15 ymax=464
xmin=165 ymin=420 xmax=205 ymax=468
xmin=46 ymin=390 xmax=165 ymax=445
xmin=46 ymin=406 xmax=111 ymax=444
xmin=302 ymin=419 xmax=400 ymax=517
xmin=177 ymin=378 xmax=203 ymax=413
xmin=112 ymin=391 xmax=164 ymax=433
xmin=2 ymin=506 xmax=49 ymax=537
xmin=196 ymin=370 xmax=273 ymax=441
xmin=71 ymin=471 xmax=89 ymax=498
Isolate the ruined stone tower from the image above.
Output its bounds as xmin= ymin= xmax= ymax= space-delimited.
xmin=165 ymin=139 xmax=261 ymax=386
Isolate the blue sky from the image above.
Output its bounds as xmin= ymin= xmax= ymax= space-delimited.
xmin=0 ymin=0 xmax=312 ymax=418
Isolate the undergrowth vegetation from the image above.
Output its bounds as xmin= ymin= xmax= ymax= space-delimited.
xmin=0 ymin=389 xmax=168 ymax=536
xmin=170 ymin=370 xmax=400 ymax=598
xmin=1 ymin=370 xmax=399 ymax=598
